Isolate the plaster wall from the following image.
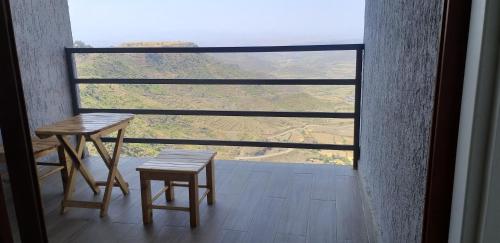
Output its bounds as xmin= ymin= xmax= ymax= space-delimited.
xmin=9 ymin=0 xmax=74 ymax=134
xmin=360 ymin=0 xmax=444 ymax=242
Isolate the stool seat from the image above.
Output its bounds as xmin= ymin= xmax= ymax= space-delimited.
xmin=137 ymin=149 xmax=215 ymax=174
xmin=31 ymin=136 xmax=60 ymax=157
xmin=0 ymin=136 xmax=59 ymax=163
xmin=136 ymin=149 xmax=216 ymax=228
xmin=0 ymin=136 xmax=69 ymax=190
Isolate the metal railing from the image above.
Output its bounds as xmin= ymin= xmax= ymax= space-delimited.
xmin=65 ymin=44 xmax=363 ymax=169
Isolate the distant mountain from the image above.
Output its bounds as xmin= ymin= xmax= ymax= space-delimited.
xmin=213 ymin=51 xmax=356 ymax=79
xmin=75 ymin=41 xmax=263 ymax=79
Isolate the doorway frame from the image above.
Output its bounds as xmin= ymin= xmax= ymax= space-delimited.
xmin=0 ymin=0 xmax=48 ymax=242
xmin=0 ymin=0 xmax=475 ymax=241
xmin=422 ymin=0 xmax=472 ymax=242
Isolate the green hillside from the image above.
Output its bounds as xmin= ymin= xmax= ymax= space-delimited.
xmin=75 ymin=41 xmax=355 ymax=164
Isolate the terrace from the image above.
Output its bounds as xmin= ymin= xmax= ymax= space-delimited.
xmin=0 ymin=0 xmax=478 ymax=242
xmin=6 ymin=43 xmax=370 ymax=243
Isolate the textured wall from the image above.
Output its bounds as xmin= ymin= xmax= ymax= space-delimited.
xmin=9 ymin=0 xmax=74 ymax=134
xmin=360 ymin=0 xmax=443 ymax=242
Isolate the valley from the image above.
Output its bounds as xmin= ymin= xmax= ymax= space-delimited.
xmin=75 ymin=41 xmax=356 ymax=164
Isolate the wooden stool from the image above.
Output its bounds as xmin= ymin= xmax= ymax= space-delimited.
xmin=136 ymin=149 xmax=216 ymax=228
xmin=0 ymin=136 xmax=69 ymax=191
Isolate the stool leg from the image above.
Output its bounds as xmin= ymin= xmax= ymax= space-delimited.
xmin=206 ymin=159 xmax=215 ymax=205
xmin=57 ymin=146 xmax=69 ymax=194
xmin=140 ymin=173 xmax=152 ymax=224
xmin=165 ymin=179 xmax=174 ymax=202
xmin=188 ymin=174 xmax=199 ymax=228
xmin=60 ymin=161 xmax=77 ymax=214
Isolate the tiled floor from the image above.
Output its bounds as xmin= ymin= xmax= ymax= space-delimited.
xmin=8 ymin=157 xmax=371 ymax=243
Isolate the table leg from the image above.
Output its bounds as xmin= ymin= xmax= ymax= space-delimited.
xmin=57 ymin=135 xmax=100 ymax=194
xmin=89 ymin=134 xmax=129 ymax=195
xmin=57 ymin=146 xmax=69 ymax=194
xmin=98 ymin=128 xmax=126 ymax=217
xmin=60 ymin=157 xmax=76 ymax=214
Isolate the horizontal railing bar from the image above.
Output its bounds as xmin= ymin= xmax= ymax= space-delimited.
xmin=78 ymin=108 xmax=355 ymax=118
xmin=73 ymin=78 xmax=357 ymax=85
xmin=67 ymin=44 xmax=364 ymax=54
xmin=100 ymin=137 xmax=354 ymax=150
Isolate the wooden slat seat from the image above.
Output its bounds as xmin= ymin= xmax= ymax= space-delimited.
xmin=0 ymin=136 xmax=59 ymax=161
xmin=32 ymin=136 xmax=60 ymax=156
xmin=136 ymin=149 xmax=216 ymax=227
xmin=137 ymin=150 xmax=214 ymax=174
xmin=0 ymin=136 xmax=69 ymax=191
xmin=38 ymin=165 xmax=65 ymax=180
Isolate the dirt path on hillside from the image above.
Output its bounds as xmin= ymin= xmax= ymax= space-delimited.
xmin=234 ymin=123 xmax=353 ymax=160
xmin=235 ymin=148 xmax=294 ymax=160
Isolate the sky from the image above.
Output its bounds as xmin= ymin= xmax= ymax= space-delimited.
xmin=68 ymin=0 xmax=365 ymax=47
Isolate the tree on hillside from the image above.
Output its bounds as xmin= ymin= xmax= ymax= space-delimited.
xmin=74 ymin=40 xmax=93 ymax=48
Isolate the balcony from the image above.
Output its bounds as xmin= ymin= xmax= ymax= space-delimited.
xmin=2 ymin=43 xmax=373 ymax=242
xmin=0 ymin=0 xmax=461 ymax=242
xmin=35 ymin=44 xmax=367 ymax=242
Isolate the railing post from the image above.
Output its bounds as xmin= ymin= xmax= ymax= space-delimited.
xmin=65 ymin=48 xmax=80 ymax=116
xmin=353 ymin=48 xmax=363 ymax=170
xmin=65 ymin=48 xmax=89 ymax=158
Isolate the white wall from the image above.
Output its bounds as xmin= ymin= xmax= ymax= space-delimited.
xmin=449 ymin=0 xmax=500 ymax=241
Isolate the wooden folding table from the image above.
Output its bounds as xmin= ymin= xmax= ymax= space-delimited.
xmin=36 ymin=113 xmax=134 ymax=217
